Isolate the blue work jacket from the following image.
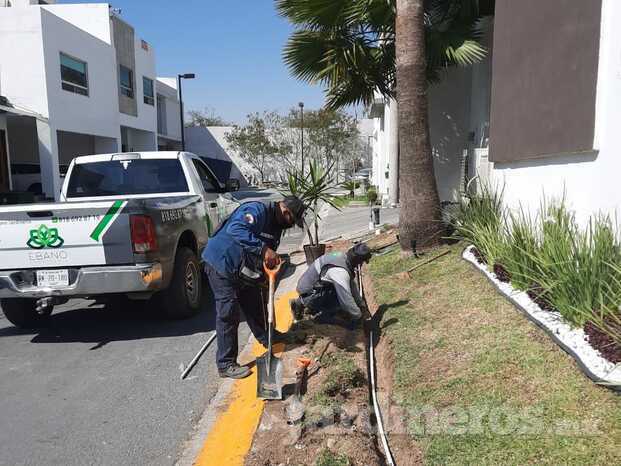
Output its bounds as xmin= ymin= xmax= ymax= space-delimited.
xmin=202 ymin=201 xmax=283 ymax=279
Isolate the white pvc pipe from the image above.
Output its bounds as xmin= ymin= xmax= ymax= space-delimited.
xmin=370 ymin=329 xmax=395 ymax=466
xmin=180 ymin=332 xmax=217 ymax=380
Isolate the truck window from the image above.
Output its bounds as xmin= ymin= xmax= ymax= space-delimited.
xmin=66 ymin=159 xmax=189 ymax=197
xmin=191 ymin=159 xmax=219 ymax=193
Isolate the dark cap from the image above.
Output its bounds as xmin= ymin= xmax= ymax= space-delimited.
xmin=347 ymin=243 xmax=373 ymax=265
xmin=282 ymin=195 xmax=306 ymax=227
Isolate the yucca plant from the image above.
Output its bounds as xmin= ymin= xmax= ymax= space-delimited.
xmin=341 ymin=180 xmax=357 ymax=199
xmin=284 ymin=160 xmax=340 ymax=246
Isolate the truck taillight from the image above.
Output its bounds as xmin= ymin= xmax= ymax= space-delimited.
xmin=130 ymin=215 xmax=158 ymax=253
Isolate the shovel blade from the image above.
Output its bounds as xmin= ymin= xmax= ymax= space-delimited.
xmin=256 ymin=352 xmax=283 ymax=400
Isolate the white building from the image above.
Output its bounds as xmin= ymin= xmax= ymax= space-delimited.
xmin=155 ymin=77 xmax=182 ymax=151
xmin=371 ymin=0 xmax=620 ymax=224
xmin=0 ymin=0 xmax=180 ymax=199
xmin=185 ymin=126 xmax=250 ymax=187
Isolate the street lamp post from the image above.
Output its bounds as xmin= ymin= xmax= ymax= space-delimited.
xmin=298 ymin=102 xmax=304 ymax=172
xmin=177 ymin=73 xmax=195 ymax=151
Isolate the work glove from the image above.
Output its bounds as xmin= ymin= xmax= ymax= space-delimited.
xmin=263 ymin=247 xmax=279 ymax=269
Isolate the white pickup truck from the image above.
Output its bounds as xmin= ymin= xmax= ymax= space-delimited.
xmin=0 ymin=151 xmax=241 ymax=328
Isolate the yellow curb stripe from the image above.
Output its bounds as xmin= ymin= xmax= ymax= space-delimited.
xmin=194 ymin=290 xmax=297 ymax=466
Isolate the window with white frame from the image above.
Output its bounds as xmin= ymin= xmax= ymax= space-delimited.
xmin=60 ymin=53 xmax=88 ymax=96
xmin=119 ymin=65 xmax=134 ymax=98
xmin=143 ymin=77 xmax=154 ymax=105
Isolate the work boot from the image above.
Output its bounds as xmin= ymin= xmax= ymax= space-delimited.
xmin=218 ymin=364 xmax=251 ymax=379
xmin=289 ymin=298 xmax=305 ymax=322
xmin=258 ymin=330 xmax=290 ymax=348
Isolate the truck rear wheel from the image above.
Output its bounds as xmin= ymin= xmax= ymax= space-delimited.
xmin=159 ymin=247 xmax=203 ymax=319
xmin=1 ymin=299 xmax=50 ymax=329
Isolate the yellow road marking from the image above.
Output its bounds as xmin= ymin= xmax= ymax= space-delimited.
xmin=194 ymin=290 xmax=296 ymax=466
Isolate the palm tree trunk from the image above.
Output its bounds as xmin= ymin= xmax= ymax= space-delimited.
xmin=396 ymin=0 xmax=443 ymax=251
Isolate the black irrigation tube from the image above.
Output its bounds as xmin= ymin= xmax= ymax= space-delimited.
xmin=462 ymin=247 xmax=621 ymax=393
xmin=358 ymin=265 xmax=396 ymax=466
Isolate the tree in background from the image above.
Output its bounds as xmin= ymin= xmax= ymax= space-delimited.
xmin=287 ymin=108 xmax=360 ymax=181
xmin=225 ymin=113 xmax=284 ymax=185
xmin=277 ymin=0 xmax=490 ymax=250
xmin=225 ymin=108 xmax=366 ymax=185
xmin=186 ymin=108 xmax=230 ymax=127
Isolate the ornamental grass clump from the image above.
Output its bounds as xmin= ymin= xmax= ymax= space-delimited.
xmin=502 ymin=208 xmax=539 ymax=291
xmin=455 ymin=188 xmax=621 ymax=358
xmin=452 ymin=183 xmax=507 ymax=266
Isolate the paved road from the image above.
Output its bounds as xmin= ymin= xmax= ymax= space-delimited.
xmin=0 ymin=202 xmax=397 ymax=466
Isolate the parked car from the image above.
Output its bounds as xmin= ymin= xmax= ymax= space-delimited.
xmin=0 ymin=151 xmax=242 ymax=328
xmin=10 ymin=163 xmax=69 ymax=194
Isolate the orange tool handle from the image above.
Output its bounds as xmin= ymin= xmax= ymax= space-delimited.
xmin=296 ymin=357 xmax=312 ymax=368
xmin=263 ymin=259 xmax=282 ymax=280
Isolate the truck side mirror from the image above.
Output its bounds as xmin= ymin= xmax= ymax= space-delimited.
xmin=225 ymin=178 xmax=240 ymax=192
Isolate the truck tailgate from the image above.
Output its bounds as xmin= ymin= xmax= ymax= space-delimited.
xmin=0 ymin=200 xmax=133 ymax=270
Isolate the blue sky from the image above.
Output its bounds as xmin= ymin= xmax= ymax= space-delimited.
xmin=69 ymin=0 xmax=327 ymax=124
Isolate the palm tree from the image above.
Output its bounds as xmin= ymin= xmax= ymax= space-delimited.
xmin=277 ymin=0 xmax=486 ymax=108
xmin=277 ymin=0 xmax=489 ymax=251
xmin=396 ymin=0 xmax=441 ymax=249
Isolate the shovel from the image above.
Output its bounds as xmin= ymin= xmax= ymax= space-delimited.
xmin=256 ymin=259 xmax=284 ymax=400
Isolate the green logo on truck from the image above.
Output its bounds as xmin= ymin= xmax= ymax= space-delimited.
xmin=27 ymin=225 xmax=64 ymax=249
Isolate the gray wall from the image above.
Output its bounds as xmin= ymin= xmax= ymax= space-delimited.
xmin=112 ymin=16 xmax=137 ymax=117
xmin=489 ymin=0 xmax=602 ymax=163
xmin=57 ymin=130 xmax=95 ymax=164
xmin=6 ymin=116 xmax=39 ymax=164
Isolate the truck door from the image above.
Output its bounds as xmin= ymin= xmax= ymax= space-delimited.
xmin=190 ymin=158 xmax=225 ymax=235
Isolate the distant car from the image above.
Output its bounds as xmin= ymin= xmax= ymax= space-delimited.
xmin=351 ymin=168 xmax=372 ymax=182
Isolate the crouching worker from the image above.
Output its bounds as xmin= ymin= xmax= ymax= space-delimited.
xmin=203 ymin=196 xmax=305 ymax=379
xmin=290 ymin=244 xmax=372 ymax=325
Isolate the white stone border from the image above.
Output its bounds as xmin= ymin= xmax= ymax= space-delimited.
xmin=462 ymin=245 xmax=621 ymax=389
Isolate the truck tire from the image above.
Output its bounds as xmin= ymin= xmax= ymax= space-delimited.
xmin=1 ymin=299 xmax=50 ymax=328
xmin=159 ymin=247 xmax=203 ymax=319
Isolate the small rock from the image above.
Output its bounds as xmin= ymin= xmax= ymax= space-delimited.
xmin=327 ymin=438 xmax=336 ymax=449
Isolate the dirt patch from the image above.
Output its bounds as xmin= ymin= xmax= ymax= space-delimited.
xmin=245 ymin=240 xmax=385 ymax=466
xmin=245 ymin=320 xmax=383 ymax=466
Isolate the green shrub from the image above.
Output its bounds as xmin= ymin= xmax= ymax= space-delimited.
xmin=367 ymin=186 xmax=378 ymax=205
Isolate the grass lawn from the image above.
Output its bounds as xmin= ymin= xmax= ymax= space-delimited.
xmin=368 ymin=243 xmax=621 ymax=465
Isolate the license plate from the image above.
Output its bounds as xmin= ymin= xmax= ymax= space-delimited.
xmin=36 ymin=269 xmax=69 ymax=288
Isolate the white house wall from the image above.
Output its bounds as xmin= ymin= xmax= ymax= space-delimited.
xmin=41 ymin=3 xmax=112 ymax=44
xmin=0 ymin=7 xmax=49 ymax=117
xmin=372 ymin=114 xmax=389 ymax=197
xmin=491 ymin=0 xmax=618 ymax=225
xmin=41 ymin=8 xmax=120 ymax=141
xmin=428 ymin=66 xmax=472 ymax=202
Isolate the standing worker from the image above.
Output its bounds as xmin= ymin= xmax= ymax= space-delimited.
xmin=290 ymin=243 xmax=372 ymax=324
xmin=203 ymin=196 xmax=305 ymax=379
